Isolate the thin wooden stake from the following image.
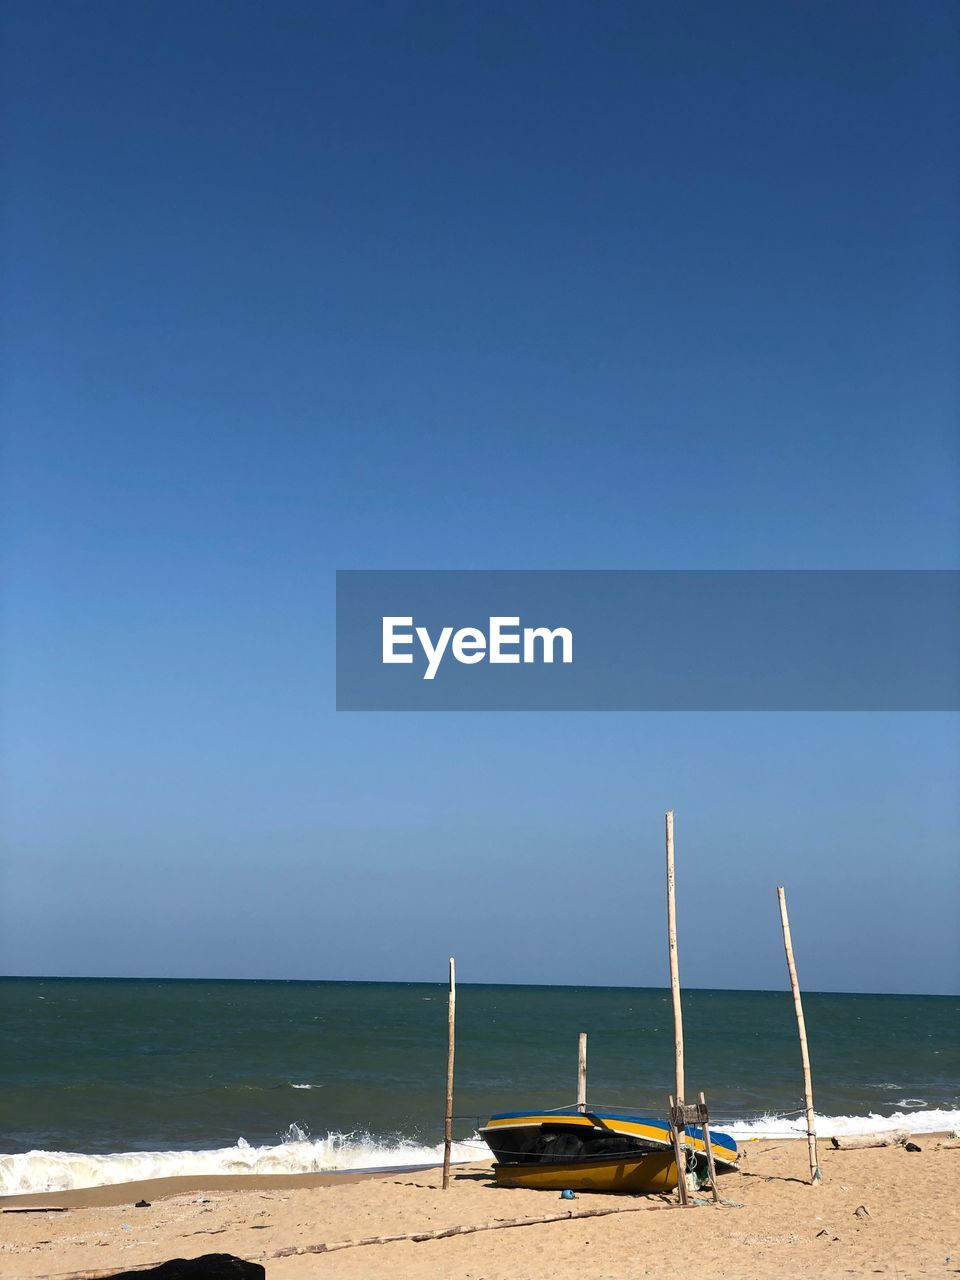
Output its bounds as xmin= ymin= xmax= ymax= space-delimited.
xmin=698 ymin=1091 xmax=721 ymax=1204
xmin=668 ymin=1093 xmax=690 ymax=1206
xmin=776 ymin=887 xmax=821 ymax=1183
xmin=665 ymin=810 xmax=685 ymax=1104
xmin=442 ymin=956 xmax=456 ymax=1190
xmin=577 ymin=1032 xmax=587 ymax=1112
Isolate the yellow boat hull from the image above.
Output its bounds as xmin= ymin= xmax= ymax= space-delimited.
xmin=494 ymin=1149 xmax=678 ymax=1194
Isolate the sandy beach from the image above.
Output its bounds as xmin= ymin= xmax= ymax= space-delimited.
xmin=3 ymin=1136 xmax=958 ymax=1279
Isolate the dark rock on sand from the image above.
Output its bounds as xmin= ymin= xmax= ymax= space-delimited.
xmin=104 ymin=1254 xmax=265 ymax=1279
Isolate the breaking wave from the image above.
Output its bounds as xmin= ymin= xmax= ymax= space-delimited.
xmin=0 ymin=1124 xmax=483 ymax=1196
xmin=5 ymin=1110 xmax=960 ymax=1196
xmin=724 ymin=1107 xmax=960 ymax=1141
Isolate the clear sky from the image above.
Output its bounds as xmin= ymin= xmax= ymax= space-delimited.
xmin=1 ymin=1 xmax=958 ymax=993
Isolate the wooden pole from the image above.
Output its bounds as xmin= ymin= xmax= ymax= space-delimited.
xmin=698 ymin=1091 xmax=721 ymax=1203
xmin=577 ymin=1032 xmax=587 ymax=1112
xmin=776 ymin=887 xmax=821 ymax=1183
xmin=665 ymin=810 xmax=685 ymax=1105
xmin=442 ymin=956 xmax=456 ymax=1190
xmin=667 ymin=1094 xmax=690 ymax=1206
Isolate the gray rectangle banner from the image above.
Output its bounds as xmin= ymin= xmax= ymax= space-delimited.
xmin=336 ymin=570 xmax=960 ymax=711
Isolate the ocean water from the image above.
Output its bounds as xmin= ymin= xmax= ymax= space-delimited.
xmin=1 ymin=978 xmax=957 ymax=1194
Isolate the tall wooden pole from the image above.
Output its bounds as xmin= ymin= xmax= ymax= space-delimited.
xmin=442 ymin=956 xmax=456 ymax=1190
xmin=665 ymin=810 xmax=685 ymax=1105
xmin=577 ymin=1032 xmax=587 ymax=1112
xmin=776 ymin=887 xmax=821 ymax=1183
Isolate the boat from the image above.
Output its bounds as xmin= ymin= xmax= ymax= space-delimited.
xmin=480 ymin=1106 xmax=740 ymax=1193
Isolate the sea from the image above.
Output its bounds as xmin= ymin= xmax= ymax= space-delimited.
xmin=1 ymin=978 xmax=957 ymax=1195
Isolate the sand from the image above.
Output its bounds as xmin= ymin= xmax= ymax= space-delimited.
xmin=3 ymin=1137 xmax=958 ymax=1279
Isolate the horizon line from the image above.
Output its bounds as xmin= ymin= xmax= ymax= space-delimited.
xmin=2 ymin=974 xmax=956 ymax=999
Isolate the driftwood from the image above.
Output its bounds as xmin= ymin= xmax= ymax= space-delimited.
xmin=2 ymin=1205 xmax=69 ymax=1212
xmin=44 ymin=1200 xmax=711 ymax=1278
xmin=265 ymin=1200 xmax=690 ymax=1258
xmin=830 ymin=1131 xmax=910 ymax=1150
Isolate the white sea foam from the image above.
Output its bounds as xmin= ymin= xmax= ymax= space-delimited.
xmin=724 ymin=1108 xmax=960 ymax=1141
xmin=5 ymin=1109 xmax=960 ymax=1196
xmin=0 ymin=1126 xmax=484 ymax=1196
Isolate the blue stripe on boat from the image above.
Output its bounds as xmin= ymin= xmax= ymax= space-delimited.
xmin=487 ymin=1107 xmax=738 ymax=1154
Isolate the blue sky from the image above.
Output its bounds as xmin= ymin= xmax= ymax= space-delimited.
xmin=1 ymin=1 xmax=958 ymax=993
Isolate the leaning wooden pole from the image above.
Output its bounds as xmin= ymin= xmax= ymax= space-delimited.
xmin=698 ymin=1091 xmax=721 ymax=1204
xmin=667 ymin=1094 xmax=690 ymax=1206
xmin=442 ymin=956 xmax=456 ymax=1190
xmin=665 ymin=810 xmax=685 ymax=1104
xmin=776 ymin=887 xmax=821 ymax=1183
xmin=577 ymin=1032 xmax=587 ymax=1111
